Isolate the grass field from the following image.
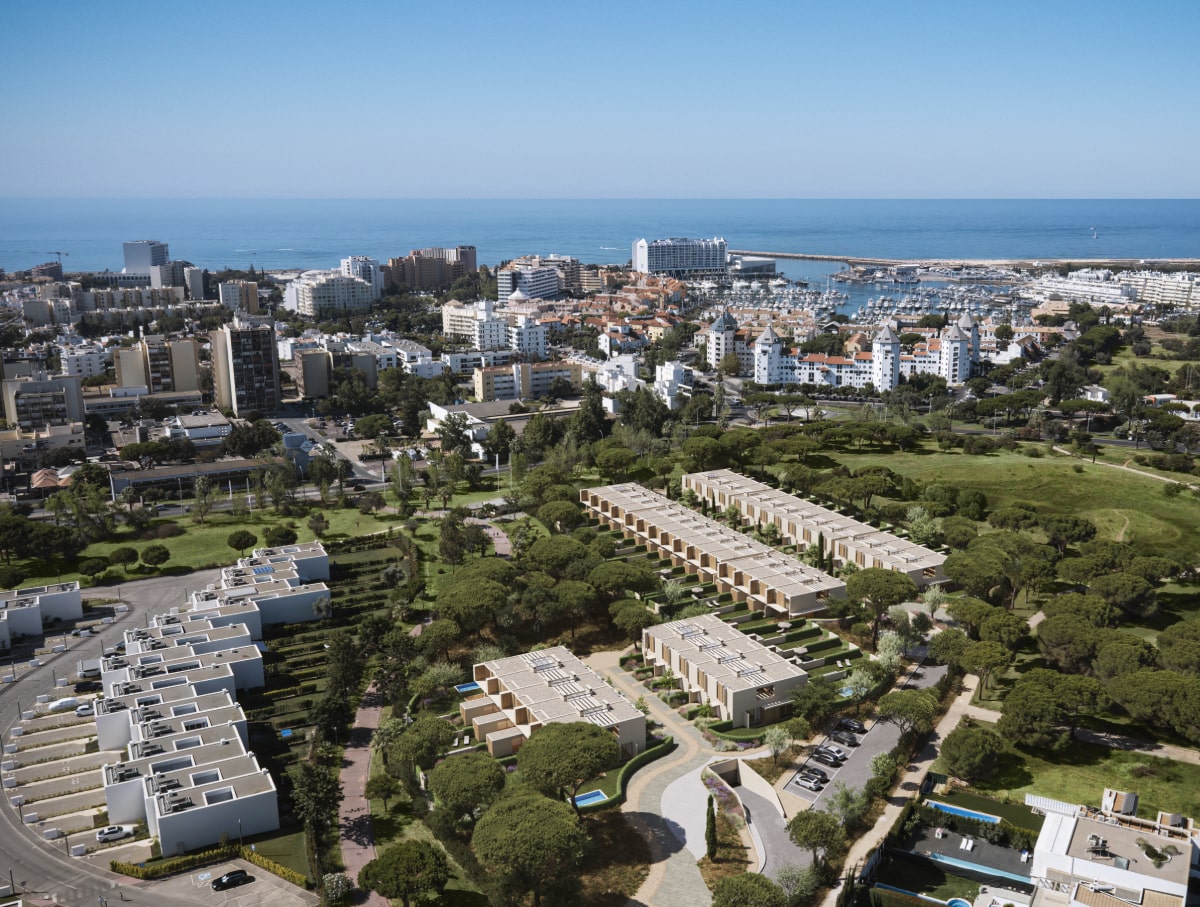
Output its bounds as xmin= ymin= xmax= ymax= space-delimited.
xmin=823 ymin=447 xmax=1200 ymax=562
xmin=936 ymin=721 xmax=1200 ymax=819
xmin=876 ymin=854 xmax=981 ymax=901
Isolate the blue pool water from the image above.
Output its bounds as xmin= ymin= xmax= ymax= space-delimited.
xmin=839 ymin=687 xmax=854 ymax=697
xmin=573 ymin=789 xmax=607 ymax=807
xmin=455 ymin=682 xmax=480 ymax=694
xmin=926 ymin=852 xmax=1030 ymax=884
xmin=948 ymin=899 xmax=973 ymax=907
xmin=926 ymin=800 xmax=1001 ymax=824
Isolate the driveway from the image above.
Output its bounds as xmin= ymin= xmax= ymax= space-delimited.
xmin=784 ymin=657 xmax=947 ymax=807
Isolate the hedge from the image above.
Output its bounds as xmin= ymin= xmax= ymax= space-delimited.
xmin=113 ymin=844 xmax=310 ymax=887
xmin=870 ymin=887 xmax=931 ymax=907
xmin=578 ymin=735 xmax=676 ymax=814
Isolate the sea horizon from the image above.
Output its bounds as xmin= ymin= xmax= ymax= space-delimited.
xmin=2 ymin=197 xmax=1198 ymax=275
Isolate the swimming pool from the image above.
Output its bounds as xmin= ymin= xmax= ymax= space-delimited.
xmin=947 ymin=899 xmax=972 ymax=907
xmin=926 ymin=852 xmax=1030 ymax=884
xmin=926 ymin=800 xmax=1001 ymax=824
xmin=454 ymin=681 xmax=481 ymax=694
xmin=573 ymin=789 xmax=607 ymax=807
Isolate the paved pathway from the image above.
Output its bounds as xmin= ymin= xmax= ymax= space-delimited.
xmin=738 ymin=785 xmax=810 ymax=880
xmin=587 ymin=649 xmax=715 ymax=907
xmin=962 ymin=702 xmax=1200 ymax=765
xmin=1051 ymin=445 xmax=1199 ymax=490
xmin=338 ymin=685 xmax=387 ymax=907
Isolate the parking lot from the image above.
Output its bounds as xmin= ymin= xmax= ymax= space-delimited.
xmin=149 ymin=860 xmax=318 ymax=907
xmin=785 ymin=659 xmax=948 ymax=807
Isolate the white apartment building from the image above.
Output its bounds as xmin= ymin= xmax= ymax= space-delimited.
xmin=642 ymin=615 xmax=807 ymax=728
xmin=286 ymin=270 xmax=373 ymax=318
xmin=461 ymin=646 xmax=646 ymax=758
xmin=340 ymin=256 xmax=385 ymax=300
xmin=496 ymin=265 xmax=560 ymax=300
xmin=683 ymin=470 xmax=946 ymax=586
xmin=633 ymin=237 xmax=727 ymax=277
xmin=0 ymin=582 xmax=82 ymax=652
xmin=184 ymin=267 xmax=206 ymax=301
xmin=218 ymin=280 xmax=259 ymax=314
xmin=123 ymin=240 xmax=169 ymax=273
xmin=508 ymin=314 xmax=548 ymax=360
xmin=442 ymin=299 xmax=510 ymax=350
xmin=59 ymin=344 xmax=109 ymax=380
xmin=654 ymin=360 xmax=692 ymax=410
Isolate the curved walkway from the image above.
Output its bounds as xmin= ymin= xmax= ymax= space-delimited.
xmin=1051 ymin=445 xmax=1199 ymax=490
xmin=338 ymin=685 xmax=388 ymax=907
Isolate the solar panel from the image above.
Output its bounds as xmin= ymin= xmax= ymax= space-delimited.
xmin=251 ymin=566 xmax=274 ymax=575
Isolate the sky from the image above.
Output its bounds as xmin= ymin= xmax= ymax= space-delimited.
xmin=1 ymin=0 xmax=1197 ymax=199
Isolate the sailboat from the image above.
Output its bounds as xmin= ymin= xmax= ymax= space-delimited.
xmin=1090 ymin=227 xmax=1099 ymax=240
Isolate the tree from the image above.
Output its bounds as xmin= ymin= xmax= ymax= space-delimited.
xmin=516 ymin=722 xmax=620 ymax=816
xmin=586 ymin=561 xmax=658 ymax=600
xmin=472 ymin=792 xmax=588 ymax=907
xmin=191 ymin=476 xmax=215 ymax=525
xmin=418 ymin=619 xmax=461 ymax=661
xmin=980 ymin=610 xmax=1028 ymax=649
xmin=293 ymin=762 xmax=343 ymax=834
xmin=827 ymin=781 xmax=871 ymax=831
xmin=787 ymin=808 xmax=845 ymax=867
xmin=997 ymin=682 xmax=1068 ymax=750
xmin=307 ymin=511 xmax=330 ymax=538
xmin=140 ymin=543 xmax=170 ymax=569
xmin=928 ymin=627 xmax=969 ymax=666
xmin=537 ymin=500 xmax=583 ymax=532
xmin=945 ymin=598 xmax=996 ymax=639
xmin=959 ymin=640 xmax=1012 ymax=690
xmin=227 ymin=530 xmax=257 ymax=557
xmin=705 ymin=794 xmax=717 ymax=860
xmin=613 ymin=603 xmax=659 ymax=644
xmin=364 ymin=774 xmax=402 ymax=811
xmin=358 ymin=839 xmax=449 ymax=907
xmin=876 ymin=688 xmax=938 ymax=736
xmin=265 ymin=525 xmax=298 ymax=547
xmin=940 ymin=723 xmax=1004 ymax=781
xmin=108 ymin=546 xmax=139 ymax=573
xmin=713 ymin=873 xmax=787 ymax=907
xmin=719 ymin=352 xmax=742 ymax=376
xmin=764 ymin=725 xmax=791 ymax=766
xmin=791 ymin=677 xmax=838 ymax=725
xmin=483 ymin=418 xmax=517 ymax=463
xmin=1089 ymin=572 xmax=1157 ymax=619
xmin=428 ymin=752 xmax=505 ymax=825
xmin=321 ymin=873 xmax=354 ymax=907
xmin=846 ymin=569 xmax=917 ymax=649
xmin=394 ymin=714 xmax=456 ymax=770
xmin=439 ymin=577 xmax=508 ymax=636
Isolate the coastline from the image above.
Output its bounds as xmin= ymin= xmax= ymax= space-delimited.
xmin=731 ymin=250 xmax=1200 ymax=269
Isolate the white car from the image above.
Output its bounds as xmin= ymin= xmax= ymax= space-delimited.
xmin=96 ymin=825 xmax=132 ymax=843
xmin=816 ymin=744 xmax=848 ymax=761
xmin=795 ymin=775 xmax=823 ymax=792
xmin=75 ymin=703 xmax=94 ymax=717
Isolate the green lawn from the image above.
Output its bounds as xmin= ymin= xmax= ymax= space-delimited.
xmin=876 ymin=855 xmax=981 ymax=901
xmin=241 ymin=827 xmax=310 ymax=880
xmin=930 ymin=790 xmax=1043 ymax=830
xmin=822 ymin=447 xmax=1200 ymax=562
xmin=937 ymin=720 xmax=1200 ymax=819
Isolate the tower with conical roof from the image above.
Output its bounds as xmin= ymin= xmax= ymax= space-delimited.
xmin=706 ymin=309 xmax=739 ymax=371
xmin=958 ymin=312 xmax=980 ymax=366
xmin=871 ymin=324 xmax=901 ymax=391
xmin=754 ymin=324 xmax=783 ymax=384
xmin=941 ymin=323 xmax=971 ymax=385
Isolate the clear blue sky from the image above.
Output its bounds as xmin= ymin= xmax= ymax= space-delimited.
xmin=2 ymin=0 xmax=1197 ymax=198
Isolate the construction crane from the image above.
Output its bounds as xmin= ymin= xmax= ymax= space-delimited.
xmin=47 ymin=251 xmax=68 ymax=263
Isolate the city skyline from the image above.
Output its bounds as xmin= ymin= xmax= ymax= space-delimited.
xmin=1 ymin=0 xmax=1198 ymax=199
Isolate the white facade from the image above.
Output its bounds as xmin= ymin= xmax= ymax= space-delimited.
xmin=287 ymin=270 xmax=374 ymax=318
xmin=184 ymin=267 xmax=206 ymax=301
xmin=59 ymin=344 xmax=109 ymax=379
xmin=496 ymin=266 xmax=560 ymax=300
xmin=633 ymin=237 xmax=727 ymax=276
xmin=123 ymin=240 xmax=169 ymax=274
xmin=340 ymin=256 xmax=385 ymax=300
xmin=653 ymin=360 xmax=692 ymax=410
xmin=508 ymin=315 xmax=548 ymax=360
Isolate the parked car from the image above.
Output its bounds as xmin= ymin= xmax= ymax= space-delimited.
xmin=96 ymin=825 xmax=132 ymax=843
xmin=74 ymin=680 xmax=102 ymax=693
xmin=837 ymin=717 xmax=866 ymax=734
xmin=830 ymin=730 xmax=860 ymax=747
xmin=798 ymin=766 xmax=829 ymax=782
xmin=816 ymin=744 xmax=848 ymax=761
xmin=75 ymin=703 xmax=94 ymax=717
xmin=811 ymin=750 xmax=843 ymax=768
xmin=795 ymin=775 xmax=823 ymax=792
xmin=212 ymin=870 xmax=250 ymax=891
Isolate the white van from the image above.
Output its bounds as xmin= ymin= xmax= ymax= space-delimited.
xmin=47 ymin=697 xmax=79 ymax=713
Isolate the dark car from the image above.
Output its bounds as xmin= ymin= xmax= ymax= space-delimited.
xmin=211 ymin=870 xmax=250 ymax=891
xmin=798 ymin=766 xmax=829 ymax=782
xmin=830 ymin=730 xmax=860 ymax=747
xmin=74 ymin=680 xmax=102 ymax=693
xmin=811 ymin=750 xmax=842 ymax=768
xmin=837 ymin=717 xmax=866 ymax=734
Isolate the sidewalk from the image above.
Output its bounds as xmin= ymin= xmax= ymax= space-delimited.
xmin=338 ymin=684 xmax=387 ymax=907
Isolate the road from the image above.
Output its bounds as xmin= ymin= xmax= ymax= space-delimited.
xmin=0 ymin=570 xmax=222 ymax=906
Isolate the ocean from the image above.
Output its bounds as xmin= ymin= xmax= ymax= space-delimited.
xmin=1 ymin=198 xmax=1198 ymax=277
